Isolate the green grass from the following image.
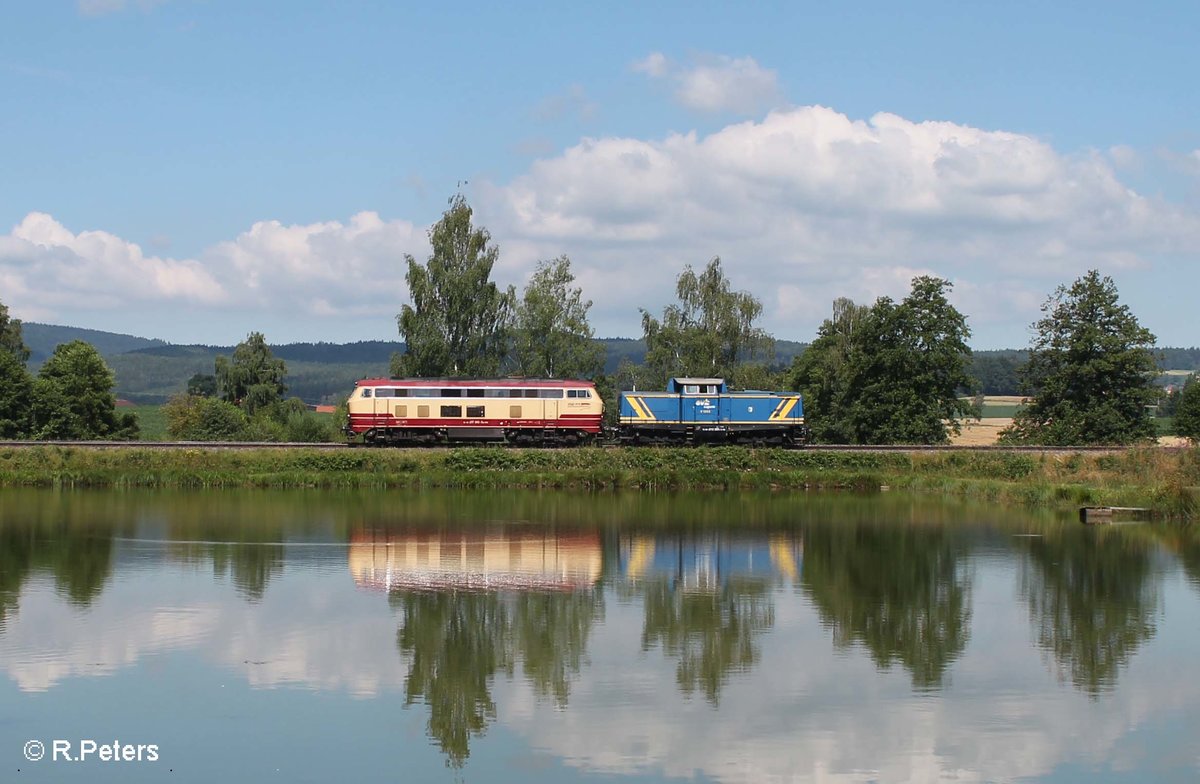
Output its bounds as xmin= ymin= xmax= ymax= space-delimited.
xmin=0 ymin=445 xmax=1196 ymax=519
xmin=978 ymin=402 xmax=1024 ymax=418
xmin=129 ymin=404 xmax=168 ymax=440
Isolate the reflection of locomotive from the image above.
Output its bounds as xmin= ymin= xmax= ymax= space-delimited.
xmin=345 ymin=376 xmax=805 ymax=447
xmin=620 ymin=534 xmax=803 ymax=593
xmin=349 ymin=530 xmax=602 ymax=592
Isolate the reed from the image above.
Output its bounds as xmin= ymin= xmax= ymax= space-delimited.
xmin=0 ymin=445 xmax=1195 ymax=518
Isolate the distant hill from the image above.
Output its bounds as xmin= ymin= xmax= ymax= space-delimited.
xmin=19 ymin=323 xmax=1197 ymax=405
xmin=23 ymin=323 xmax=166 ymax=365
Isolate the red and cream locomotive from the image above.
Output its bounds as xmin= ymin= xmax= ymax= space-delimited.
xmin=345 ymin=378 xmax=603 ymax=446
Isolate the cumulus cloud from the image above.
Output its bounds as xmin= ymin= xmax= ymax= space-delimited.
xmin=0 ymin=211 xmax=423 ymax=332
xmin=484 ymin=105 xmax=1200 ymax=342
xmin=633 ymin=52 xmax=783 ymax=115
xmin=4 ymin=104 xmax=1198 ymax=346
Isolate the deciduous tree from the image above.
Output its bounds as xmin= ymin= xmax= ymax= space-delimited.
xmin=30 ymin=340 xmax=138 ymax=440
xmin=0 ymin=351 xmax=33 ymax=438
xmin=1001 ymin=271 xmax=1157 ymax=445
xmin=215 ymin=332 xmax=287 ymax=416
xmin=640 ymin=258 xmax=773 ymax=387
xmin=0 ymin=300 xmax=30 ymax=363
xmin=393 ymin=195 xmax=514 ymax=377
xmin=792 ymin=277 xmax=974 ymax=444
xmin=1174 ymin=375 xmax=1200 ymax=443
xmin=511 ymin=256 xmax=603 ymax=378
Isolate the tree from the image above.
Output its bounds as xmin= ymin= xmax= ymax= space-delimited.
xmin=164 ymin=394 xmax=248 ymax=440
xmin=30 ymin=341 xmax=138 ymax=440
xmin=640 ymin=257 xmax=773 ymax=388
xmin=0 ymin=350 xmax=33 ymax=438
xmin=393 ymin=195 xmax=514 ymax=377
xmin=0 ymin=300 xmax=30 ymax=363
xmin=186 ymin=373 xmax=218 ymax=397
xmin=1175 ymin=374 xmax=1200 ymax=443
xmin=511 ymin=256 xmax=603 ymax=378
xmin=792 ymin=277 xmax=974 ymax=444
xmin=215 ymin=332 xmax=287 ymax=416
xmin=1001 ymin=271 xmax=1158 ymax=445
xmin=788 ymin=297 xmax=870 ymax=443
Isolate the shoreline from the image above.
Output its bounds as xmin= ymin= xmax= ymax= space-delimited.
xmin=0 ymin=445 xmax=1196 ymax=520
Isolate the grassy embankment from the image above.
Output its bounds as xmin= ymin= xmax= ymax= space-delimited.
xmin=0 ymin=445 xmax=1197 ymax=519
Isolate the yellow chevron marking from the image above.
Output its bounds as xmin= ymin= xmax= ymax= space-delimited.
xmin=768 ymin=398 xmax=787 ymax=420
xmin=629 ymin=396 xmax=656 ymax=421
xmin=776 ymin=397 xmax=799 ymax=420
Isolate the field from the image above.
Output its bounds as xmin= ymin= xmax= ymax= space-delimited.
xmin=950 ymin=396 xmax=1182 ymax=446
xmin=128 ymin=404 xmax=168 ymax=440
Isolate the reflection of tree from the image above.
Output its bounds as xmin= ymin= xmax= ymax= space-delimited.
xmin=0 ymin=523 xmax=115 ymax=621
xmin=1020 ymin=530 xmax=1160 ymax=696
xmin=211 ymin=544 xmax=284 ymax=602
xmin=395 ymin=591 xmax=515 ymax=769
xmin=514 ymin=590 xmax=603 ymax=707
xmin=393 ymin=587 xmax=602 ymax=767
xmin=0 ymin=527 xmax=33 ymax=628
xmin=802 ymin=523 xmax=971 ymax=689
xmin=641 ymin=577 xmax=774 ymax=705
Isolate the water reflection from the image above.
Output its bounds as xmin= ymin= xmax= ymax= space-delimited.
xmin=801 ymin=521 xmax=971 ymax=689
xmin=1018 ymin=526 xmax=1164 ymax=695
xmin=0 ymin=489 xmax=1197 ymax=781
xmin=621 ymin=535 xmax=798 ymax=704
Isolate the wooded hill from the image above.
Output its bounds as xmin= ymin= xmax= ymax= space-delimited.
xmin=20 ymin=323 xmax=1200 ymax=405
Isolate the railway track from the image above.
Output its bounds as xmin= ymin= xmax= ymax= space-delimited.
xmin=0 ymin=440 xmax=1178 ymax=453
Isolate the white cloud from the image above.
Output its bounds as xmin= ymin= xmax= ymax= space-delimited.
xmin=484 ymin=105 xmax=1200 ymax=343
xmin=633 ymin=52 xmax=783 ymax=115
xmin=0 ymin=211 xmax=423 ymax=331
xmin=3 ymin=105 xmax=1198 ymax=346
xmin=77 ymin=0 xmax=167 ymax=16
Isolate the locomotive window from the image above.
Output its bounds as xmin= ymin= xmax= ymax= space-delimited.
xmin=466 ymin=405 xmax=485 ymax=417
xmin=509 ymin=390 xmax=524 ymax=398
xmin=581 ymin=390 xmax=591 ymax=398
xmin=393 ymin=389 xmax=408 ymax=398
xmin=567 ymin=390 xmax=578 ymax=398
xmin=440 ymin=389 xmax=462 ymax=397
xmin=524 ymin=390 xmax=538 ymax=398
xmin=408 ymin=388 xmax=435 ymax=397
xmin=539 ymin=389 xmax=564 ymax=399
xmin=467 ymin=389 xmax=485 ymax=398
xmin=417 ymin=405 xmax=430 ymax=418
xmin=509 ymin=405 xmax=522 ymax=418
xmin=362 ymin=388 xmax=373 ymax=398
xmin=683 ymin=385 xmax=699 ymax=394
xmin=375 ymin=388 xmax=394 ymax=398
xmin=440 ymin=405 xmax=462 ymax=417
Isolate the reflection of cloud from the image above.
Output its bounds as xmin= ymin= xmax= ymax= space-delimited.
xmin=2 ymin=584 xmax=220 ymax=692
xmin=499 ymin=568 xmax=1200 ymax=784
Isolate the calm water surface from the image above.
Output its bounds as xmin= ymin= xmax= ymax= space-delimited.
xmin=2 ymin=488 xmax=1199 ymax=783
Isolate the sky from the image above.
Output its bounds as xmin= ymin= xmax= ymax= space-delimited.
xmin=1 ymin=0 xmax=1197 ymax=349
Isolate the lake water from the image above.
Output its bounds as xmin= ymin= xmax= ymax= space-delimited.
xmin=2 ymin=488 xmax=1199 ymax=783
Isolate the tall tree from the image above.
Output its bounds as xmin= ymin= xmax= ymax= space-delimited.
xmin=1001 ymin=270 xmax=1158 ymax=445
xmin=393 ymin=195 xmax=514 ymax=377
xmin=215 ymin=332 xmax=287 ymax=416
xmin=511 ymin=255 xmax=604 ymax=378
xmin=640 ymin=257 xmax=773 ymax=387
xmin=30 ymin=340 xmax=138 ymax=440
xmin=788 ymin=297 xmax=870 ymax=443
xmin=792 ymin=277 xmax=974 ymax=444
xmin=1174 ymin=374 xmax=1200 ymax=443
xmin=0 ymin=350 xmax=34 ymax=438
xmin=0 ymin=300 xmax=30 ymax=363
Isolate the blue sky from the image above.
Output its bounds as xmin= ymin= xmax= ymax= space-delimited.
xmin=1 ymin=0 xmax=1197 ymax=348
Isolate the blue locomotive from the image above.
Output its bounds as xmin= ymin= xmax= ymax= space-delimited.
xmin=617 ymin=377 xmax=807 ymax=446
